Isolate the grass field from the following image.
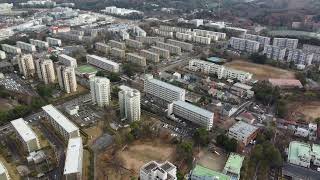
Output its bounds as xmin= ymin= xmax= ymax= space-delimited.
xmin=76 ymin=65 xmax=98 ymax=74
xmin=0 ymin=155 xmax=20 ymax=180
xmin=225 ymin=60 xmax=296 ymax=80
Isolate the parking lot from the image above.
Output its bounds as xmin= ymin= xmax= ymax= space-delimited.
xmin=68 ymin=102 xmax=104 ymax=127
xmin=0 ymin=73 xmax=38 ymax=96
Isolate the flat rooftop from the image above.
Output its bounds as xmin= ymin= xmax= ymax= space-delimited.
xmin=288 ymin=141 xmax=311 ymax=163
xmin=147 ymin=77 xmax=185 ymax=93
xmin=64 ymin=137 xmax=83 ymax=175
xmin=192 ymin=165 xmax=230 ymax=180
xmin=173 ymin=100 xmax=213 ymax=118
xmin=11 ymin=118 xmax=38 ymax=142
xmin=42 ymin=104 xmax=79 ymax=133
xmin=87 ymin=54 xmax=119 ymax=66
xmin=223 ymin=153 xmax=245 ymax=175
xmin=229 ymin=121 xmax=258 ymax=138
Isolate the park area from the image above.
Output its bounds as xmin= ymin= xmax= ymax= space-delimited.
xmin=225 ymin=60 xmax=296 ymax=80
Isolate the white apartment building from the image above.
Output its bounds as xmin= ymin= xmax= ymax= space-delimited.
xmin=119 ymin=85 xmax=141 ymax=122
xmin=126 ymin=53 xmax=146 ymax=66
xmin=159 ymin=25 xmax=191 ymax=33
xmin=156 ymin=41 xmax=181 ymax=55
xmin=192 ymin=35 xmax=211 ymax=45
xmin=273 ymin=38 xmax=298 ymax=49
xmin=136 ymin=36 xmax=164 ymax=45
xmin=58 ymin=54 xmax=77 ymax=67
xmin=102 ymin=6 xmax=142 ymax=16
xmin=64 ymin=137 xmax=83 ymax=180
xmin=150 ymin=46 xmax=170 ymax=59
xmin=133 ymin=26 xmax=146 ymax=37
xmin=1 ymin=44 xmax=21 ymax=54
xmin=109 ymin=40 xmax=125 ymax=49
xmin=90 ymin=77 xmax=111 ymax=107
xmin=167 ymin=39 xmax=193 ymax=51
xmin=120 ymin=30 xmax=129 ymax=40
xmin=140 ymin=49 xmax=160 ymax=63
xmin=18 ymin=54 xmax=35 ymax=78
xmin=95 ymin=42 xmax=110 ymax=54
xmin=11 ymin=118 xmax=40 ymax=153
xmin=287 ymin=49 xmax=314 ymax=66
xmin=86 ymin=54 xmax=120 ymax=73
xmin=111 ymin=47 xmax=126 ymax=59
xmin=189 ymin=59 xmax=252 ymax=82
xmin=30 ymin=39 xmax=49 ymax=49
xmin=263 ymin=45 xmax=286 ymax=61
xmin=140 ymin=161 xmax=177 ymax=180
xmin=46 ymin=37 xmax=62 ymax=46
xmin=154 ymin=29 xmax=174 ymax=38
xmin=16 ymin=41 xmax=36 ymax=52
xmin=35 ymin=59 xmax=55 ymax=84
xmin=42 ymin=104 xmax=80 ymax=141
xmin=168 ymin=101 xmax=214 ymax=130
xmin=229 ymin=37 xmax=260 ymax=53
xmin=302 ymin=44 xmax=320 ymax=63
xmin=125 ymin=39 xmax=143 ymax=49
xmin=244 ymin=34 xmax=270 ymax=47
xmin=0 ymin=50 xmax=5 ymax=60
xmin=0 ymin=161 xmax=10 ymax=180
xmin=144 ymin=74 xmax=185 ymax=104
xmin=175 ymin=32 xmax=193 ymax=41
xmin=193 ymin=29 xmax=226 ymax=40
xmin=56 ymin=65 xmax=77 ymax=93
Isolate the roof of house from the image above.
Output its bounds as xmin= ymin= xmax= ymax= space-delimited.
xmin=223 ymin=153 xmax=245 ymax=175
xmin=268 ymin=78 xmax=303 ymax=88
xmin=191 ymin=165 xmax=230 ymax=180
xmin=228 ymin=121 xmax=259 ymax=138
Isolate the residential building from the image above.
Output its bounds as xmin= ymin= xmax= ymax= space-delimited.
xmin=136 ymin=36 xmax=164 ymax=45
xmin=30 ymin=39 xmax=49 ymax=49
xmin=244 ymin=34 xmax=270 ymax=47
xmin=302 ymin=44 xmax=320 ymax=63
xmin=190 ymin=165 xmax=231 ymax=180
xmin=193 ymin=29 xmax=226 ymax=40
xmin=35 ymin=59 xmax=55 ymax=84
xmin=273 ymin=38 xmax=298 ymax=49
xmin=167 ymin=39 xmax=193 ymax=51
xmin=228 ymin=121 xmax=259 ymax=147
xmin=287 ymin=49 xmax=314 ymax=65
xmin=175 ymin=32 xmax=193 ymax=41
xmin=118 ymin=85 xmax=141 ymax=122
xmin=0 ymin=50 xmax=5 ymax=60
xmin=56 ymin=65 xmax=77 ymax=93
xmin=190 ymin=19 xmax=204 ymax=27
xmin=0 ymin=161 xmax=10 ymax=180
xmin=223 ymin=153 xmax=245 ymax=180
xmin=168 ymin=100 xmax=214 ymax=130
xmin=111 ymin=47 xmax=126 ymax=59
xmin=120 ymin=30 xmax=129 ymax=40
xmin=86 ymin=54 xmax=120 ymax=73
xmin=42 ymin=104 xmax=80 ymax=141
xmin=133 ymin=26 xmax=146 ymax=37
xmin=140 ymin=161 xmax=177 ymax=180
xmin=150 ymin=46 xmax=170 ymax=59
xmin=140 ymin=50 xmax=160 ymax=63
xmin=144 ymin=74 xmax=185 ymax=104
xmin=11 ymin=118 xmax=40 ymax=153
xmin=154 ymin=29 xmax=174 ymax=38
xmin=287 ymin=141 xmax=312 ymax=168
xmin=268 ymin=78 xmax=303 ymax=89
xmin=159 ymin=25 xmax=191 ymax=33
xmin=263 ymin=45 xmax=286 ymax=61
xmin=58 ymin=54 xmax=77 ymax=67
xmin=18 ymin=54 xmax=35 ymax=78
xmin=192 ymin=35 xmax=211 ymax=45
xmin=1 ymin=44 xmax=21 ymax=54
xmin=125 ymin=39 xmax=143 ymax=49
xmin=126 ymin=53 xmax=146 ymax=66
xmin=95 ymin=42 xmax=110 ymax=54
xmin=46 ymin=37 xmax=62 ymax=46
xmin=64 ymin=137 xmax=83 ymax=180
xmin=90 ymin=76 xmax=110 ymax=107
xmin=16 ymin=41 xmax=36 ymax=52
xmin=229 ymin=37 xmax=260 ymax=53
xmin=109 ymin=40 xmax=125 ymax=49
xmin=102 ymin=6 xmax=142 ymax=16
xmin=156 ymin=41 xmax=181 ymax=55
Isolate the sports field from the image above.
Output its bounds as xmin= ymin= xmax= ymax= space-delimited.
xmin=76 ymin=65 xmax=98 ymax=74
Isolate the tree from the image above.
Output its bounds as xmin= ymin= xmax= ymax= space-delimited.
xmin=36 ymin=84 xmax=54 ymax=97
xmin=253 ymin=81 xmax=280 ymax=106
xmin=193 ymin=128 xmax=209 ymax=146
xmin=176 ymin=141 xmax=193 ymax=166
xmin=249 ymin=53 xmax=267 ymax=64
xmin=276 ymin=99 xmax=287 ymax=118
xmin=49 ymin=55 xmax=58 ymax=62
xmin=216 ymin=134 xmax=238 ymax=152
xmin=107 ymin=72 xmax=121 ymax=82
xmin=96 ymin=71 xmax=105 ymax=77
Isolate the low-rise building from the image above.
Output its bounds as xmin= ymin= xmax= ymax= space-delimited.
xmin=86 ymin=54 xmax=120 ymax=73
xmin=154 ymin=29 xmax=174 ymax=38
xmin=263 ymin=45 xmax=286 ymax=61
xmin=0 ymin=50 xmax=5 ymax=59
xmin=1 ymin=44 xmax=21 ymax=54
xmin=17 ymin=41 xmax=36 ymax=52
xmin=136 ymin=36 xmax=164 ymax=45
xmin=156 ymin=41 xmax=181 ymax=55
xmin=268 ymin=78 xmax=303 ymax=89
xmin=190 ymin=165 xmax=231 ymax=180
xmin=228 ymin=121 xmax=259 ymax=147
xmin=167 ymin=39 xmax=193 ymax=51
xmin=140 ymin=161 xmax=177 ymax=180
xmin=273 ymin=38 xmax=298 ymax=49
xmin=111 ymin=47 xmax=126 ymax=59
xmin=192 ymin=35 xmax=211 ymax=45
xmin=140 ymin=49 xmax=160 ymax=63
xmin=95 ymin=42 xmax=110 ymax=54
xmin=223 ymin=153 xmax=245 ymax=180
xmin=150 ymin=46 xmax=170 ymax=59
xmin=46 ymin=37 xmax=62 ymax=46
xmin=109 ymin=40 xmax=125 ymax=49
xmin=30 ymin=39 xmax=49 ymax=49
xmin=175 ymin=32 xmax=192 ymax=41
xmin=126 ymin=53 xmax=146 ymax=66
xmin=64 ymin=137 xmax=83 ymax=180
xmin=302 ymin=44 xmax=320 ymax=63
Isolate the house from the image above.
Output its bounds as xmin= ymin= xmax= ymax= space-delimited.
xmin=236 ymin=111 xmax=256 ymax=124
xmin=222 ymin=104 xmax=237 ymax=117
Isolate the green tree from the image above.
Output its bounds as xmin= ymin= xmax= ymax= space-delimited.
xmin=176 ymin=141 xmax=193 ymax=166
xmin=249 ymin=53 xmax=267 ymax=64
xmin=36 ymin=84 xmax=54 ymax=97
xmin=95 ymin=71 xmax=105 ymax=77
xmin=276 ymin=99 xmax=287 ymax=118
xmin=253 ymin=81 xmax=280 ymax=106
xmin=107 ymin=72 xmax=121 ymax=82
xmin=193 ymin=128 xmax=209 ymax=146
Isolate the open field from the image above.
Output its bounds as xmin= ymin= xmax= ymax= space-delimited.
xmin=288 ymin=101 xmax=320 ymax=122
xmin=225 ymin=60 xmax=296 ymax=80
xmin=97 ymin=139 xmax=176 ymax=179
xmin=83 ymin=124 xmax=103 ymax=145
xmin=0 ymin=98 xmax=19 ymax=112
xmin=196 ymin=147 xmax=227 ymax=171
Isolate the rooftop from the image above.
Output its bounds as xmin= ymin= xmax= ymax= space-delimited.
xmin=87 ymin=54 xmax=120 ymax=66
xmin=233 ymin=83 xmax=252 ymax=90
xmin=64 ymin=137 xmax=83 ymax=175
xmin=288 ymin=141 xmax=311 ymax=164
xmin=147 ymin=77 xmax=185 ymax=94
xmin=42 ymin=104 xmax=79 ymax=133
xmin=229 ymin=121 xmax=258 ymax=138
xmin=268 ymin=78 xmax=303 ymax=88
xmin=173 ymin=100 xmax=213 ymax=118
xmin=11 ymin=118 xmax=38 ymax=142
xmin=191 ymin=164 xmax=231 ymax=180
xmin=223 ymin=153 xmax=245 ymax=175
xmin=207 ymin=56 xmax=226 ymax=63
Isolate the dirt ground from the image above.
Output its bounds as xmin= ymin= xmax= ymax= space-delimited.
xmin=0 ymin=98 xmax=19 ymax=112
xmin=96 ymin=139 xmax=176 ymax=180
xmin=196 ymin=147 xmax=227 ymax=171
xmin=225 ymin=60 xmax=296 ymax=80
xmin=83 ymin=124 xmax=103 ymax=145
xmin=288 ymin=101 xmax=320 ymax=122
xmin=82 ymin=149 xmax=91 ymax=180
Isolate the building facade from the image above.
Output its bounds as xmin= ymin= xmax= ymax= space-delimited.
xmin=18 ymin=54 xmax=35 ymax=78
xmin=273 ymin=38 xmax=298 ymax=49
xmin=263 ymin=45 xmax=286 ymax=61
xmin=58 ymin=54 xmax=77 ymax=67
xmin=35 ymin=59 xmax=55 ymax=84
xmin=126 ymin=53 xmax=146 ymax=66
xmin=140 ymin=161 xmax=177 ymax=180
xmin=90 ymin=76 xmax=111 ymax=107
xmin=56 ymin=65 xmax=77 ymax=93
xmin=86 ymin=54 xmax=120 ymax=73
xmin=16 ymin=41 xmax=36 ymax=52
xmin=119 ymin=85 xmax=141 ymax=122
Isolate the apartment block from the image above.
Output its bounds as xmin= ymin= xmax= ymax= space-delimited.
xmin=35 ymin=59 xmax=55 ymax=84
xmin=189 ymin=59 xmax=252 ymax=82
xmin=56 ymin=65 xmax=77 ymax=93
xmin=228 ymin=121 xmax=259 ymax=147
xmin=140 ymin=161 xmax=177 ymax=180
xmin=58 ymin=54 xmax=77 ymax=67
xmin=46 ymin=37 xmax=62 ymax=46
xmin=0 ymin=161 xmax=10 ymax=180
xmin=167 ymin=39 xmax=193 ymax=51
xmin=156 ymin=41 xmax=181 ymax=55
xmin=1 ymin=44 xmax=21 ymax=54
xmin=69 ymin=30 xmax=84 ymax=36
xmin=86 ymin=54 xmax=120 ymax=73
xmin=90 ymin=76 xmax=110 ymax=107
xmin=0 ymin=50 xmax=5 ymax=60
xmin=95 ymin=42 xmax=110 ymax=54
xmin=133 ymin=26 xmax=146 ymax=37
xmin=119 ymin=85 xmax=141 ymax=122
xmin=168 ymin=100 xmax=214 ymax=130
xmin=120 ymin=30 xmax=129 ymax=40
xmin=229 ymin=37 xmax=260 ymax=53
xmin=11 ymin=118 xmax=40 ymax=153
xmin=263 ymin=45 xmax=286 ymax=61
xmin=244 ymin=34 xmax=270 ymax=47
xmin=64 ymin=137 xmax=83 ymax=180
xmin=136 ymin=36 xmax=164 ymax=45
xmin=302 ymin=44 xmax=320 ymax=63
xmin=154 ymin=29 xmax=174 ymax=38
xmin=150 ymin=46 xmax=170 ymax=59
xmin=192 ymin=35 xmax=211 ymax=44
xmin=109 ymin=40 xmax=125 ymax=49
xmin=193 ymin=29 xmax=226 ymax=40
xmin=206 ymin=34 xmax=219 ymax=41
xmin=273 ymin=38 xmax=298 ymax=49
xmin=42 ymin=104 xmax=80 ymax=141
xmin=287 ymin=49 xmax=314 ymax=65
xmin=140 ymin=49 xmax=160 ymax=63
xmin=175 ymin=32 xmax=192 ymax=41
xmin=17 ymin=41 xmax=36 ymax=52
xmin=30 ymin=39 xmax=49 ymax=49
xmin=111 ymin=47 xmax=126 ymax=59
xmin=159 ymin=25 xmax=191 ymax=33
xmin=57 ymin=32 xmax=83 ymax=42
xmin=125 ymin=39 xmax=143 ymax=49
xmin=18 ymin=54 xmax=35 ymax=78
xmin=144 ymin=74 xmax=185 ymax=104
xmin=126 ymin=53 xmax=146 ymax=66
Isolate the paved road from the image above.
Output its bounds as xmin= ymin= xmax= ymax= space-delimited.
xmin=282 ymin=163 xmax=320 ymax=180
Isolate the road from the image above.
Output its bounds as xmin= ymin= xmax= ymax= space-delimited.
xmin=282 ymin=163 xmax=320 ymax=180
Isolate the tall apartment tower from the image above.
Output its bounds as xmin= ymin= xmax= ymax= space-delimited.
xmin=35 ymin=59 xmax=56 ymax=84
xmin=56 ymin=65 xmax=77 ymax=93
xmin=90 ymin=77 xmax=111 ymax=107
xmin=18 ymin=54 xmax=35 ymax=78
xmin=118 ymin=86 xmax=141 ymax=122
